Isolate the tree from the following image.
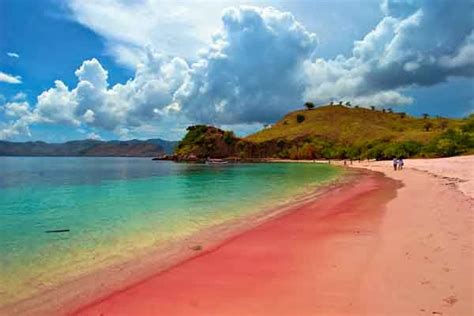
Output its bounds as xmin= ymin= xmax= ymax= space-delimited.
xmin=388 ymin=108 xmax=393 ymax=113
xmin=370 ymin=106 xmax=375 ymax=111
xmin=304 ymin=102 xmax=315 ymax=110
xmin=424 ymin=121 xmax=434 ymax=131
xmin=329 ymin=101 xmax=334 ymax=106
xmin=399 ymin=112 xmax=406 ymax=119
xmin=436 ymin=138 xmax=458 ymax=157
xmin=354 ymin=105 xmax=360 ymax=109
xmin=382 ymin=108 xmax=386 ymax=113
xmin=223 ymin=131 xmax=236 ymax=145
xmin=296 ymin=114 xmax=305 ymax=123
xmin=438 ymin=119 xmax=449 ymax=130
xmin=422 ymin=113 xmax=429 ymax=119
xmin=301 ymin=143 xmax=316 ymax=159
xmin=345 ymin=101 xmax=351 ymax=107
xmin=339 ymin=101 xmax=343 ymax=105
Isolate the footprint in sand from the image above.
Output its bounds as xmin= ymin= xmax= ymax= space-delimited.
xmin=442 ymin=267 xmax=450 ymax=272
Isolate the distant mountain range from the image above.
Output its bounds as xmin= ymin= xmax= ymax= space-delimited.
xmin=0 ymin=139 xmax=178 ymax=157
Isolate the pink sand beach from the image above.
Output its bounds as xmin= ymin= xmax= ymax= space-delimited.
xmin=3 ymin=157 xmax=473 ymax=316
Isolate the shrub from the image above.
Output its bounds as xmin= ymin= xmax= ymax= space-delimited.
xmin=296 ymin=114 xmax=305 ymax=123
xmin=223 ymin=131 xmax=236 ymax=145
xmin=423 ymin=122 xmax=434 ymax=131
xmin=436 ymin=138 xmax=458 ymax=157
xmin=301 ymin=143 xmax=316 ymax=159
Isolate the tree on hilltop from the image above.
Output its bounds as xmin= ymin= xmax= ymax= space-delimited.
xmin=304 ymin=102 xmax=315 ymax=110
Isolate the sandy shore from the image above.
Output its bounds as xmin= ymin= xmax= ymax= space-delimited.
xmin=4 ymin=157 xmax=473 ymax=315
xmin=73 ymin=157 xmax=473 ymax=316
xmin=73 ymin=169 xmax=398 ymax=316
xmin=349 ymin=157 xmax=474 ymax=315
xmin=0 ymin=168 xmax=352 ymax=316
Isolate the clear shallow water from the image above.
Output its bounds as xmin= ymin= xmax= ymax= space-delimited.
xmin=0 ymin=157 xmax=340 ymax=304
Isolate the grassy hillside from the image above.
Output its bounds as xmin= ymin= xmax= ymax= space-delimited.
xmin=174 ymin=105 xmax=474 ymax=161
xmin=247 ymin=105 xmax=462 ymax=144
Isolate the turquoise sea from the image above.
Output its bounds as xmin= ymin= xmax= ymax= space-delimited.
xmin=0 ymin=157 xmax=340 ymax=305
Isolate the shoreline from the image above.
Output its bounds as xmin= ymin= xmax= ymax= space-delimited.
xmin=73 ymin=166 xmax=400 ymax=315
xmin=1 ymin=165 xmax=351 ymax=316
xmin=4 ymin=157 xmax=473 ymax=315
xmin=74 ymin=157 xmax=473 ymax=315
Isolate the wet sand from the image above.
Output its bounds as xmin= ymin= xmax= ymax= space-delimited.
xmin=73 ymin=171 xmax=402 ymax=316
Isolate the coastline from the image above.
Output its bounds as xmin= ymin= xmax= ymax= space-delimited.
xmin=72 ymin=167 xmax=399 ymax=316
xmin=4 ymin=156 xmax=473 ymax=315
xmin=74 ymin=156 xmax=473 ymax=315
xmin=1 ymin=164 xmax=350 ymax=316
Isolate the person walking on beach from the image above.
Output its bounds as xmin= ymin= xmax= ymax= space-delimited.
xmin=393 ymin=157 xmax=398 ymax=171
xmin=398 ymin=158 xmax=404 ymax=170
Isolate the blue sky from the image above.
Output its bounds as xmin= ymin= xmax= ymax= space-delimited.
xmin=0 ymin=0 xmax=473 ymax=142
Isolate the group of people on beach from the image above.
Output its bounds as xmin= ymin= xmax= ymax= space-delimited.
xmin=392 ymin=157 xmax=404 ymax=171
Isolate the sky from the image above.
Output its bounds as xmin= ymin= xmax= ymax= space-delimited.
xmin=0 ymin=0 xmax=473 ymax=142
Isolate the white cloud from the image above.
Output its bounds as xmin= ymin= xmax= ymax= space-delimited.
xmin=1 ymin=2 xmax=473 ymax=140
xmin=74 ymin=58 xmax=109 ymax=89
xmin=439 ymin=31 xmax=474 ymax=69
xmin=304 ymin=0 xmax=474 ymax=107
xmin=36 ymin=80 xmax=80 ymax=126
xmin=7 ymin=52 xmax=20 ymax=58
xmin=0 ymin=71 xmax=22 ymax=84
xmin=3 ymin=101 xmax=31 ymax=118
xmin=176 ymin=6 xmax=318 ymax=124
xmin=12 ymin=92 xmax=27 ymax=101
xmin=86 ymin=132 xmax=102 ymax=140
xmin=0 ymin=101 xmax=39 ymax=139
xmin=67 ymin=0 xmax=257 ymax=67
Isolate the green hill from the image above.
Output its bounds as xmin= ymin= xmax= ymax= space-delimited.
xmin=247 ymin=105 xmax=462 ymax=144
xmin=174 ymin=105 xmax=474 ymax=161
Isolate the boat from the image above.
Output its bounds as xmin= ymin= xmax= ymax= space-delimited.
xmin=205 ymin=158 xmax=229 ymax=165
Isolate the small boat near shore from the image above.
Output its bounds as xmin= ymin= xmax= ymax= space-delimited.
xmin=205 ymin=158 xmax=229 ymax=165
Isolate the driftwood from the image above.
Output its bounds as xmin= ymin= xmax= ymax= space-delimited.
xmin=45 ymin=229 xmax=70 ymax=233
